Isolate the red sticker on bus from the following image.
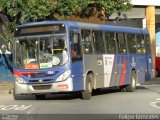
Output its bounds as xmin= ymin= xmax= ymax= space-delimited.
xmin=25 ymin=64 xmax=39 ymax=69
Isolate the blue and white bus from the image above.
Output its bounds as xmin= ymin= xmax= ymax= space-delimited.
xmin=13 ymin=21 xmax=153 ymax=100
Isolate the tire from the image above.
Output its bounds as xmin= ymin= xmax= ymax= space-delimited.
xmin=126 ymin=71 xmax=136 ymax=92
xmin=81 ymin=74 xmax=93 ymax=100
xmin=120 ymin=86 xmax=127 ymax=92
xmin=35 ymin=94 xmax=45 ymax=100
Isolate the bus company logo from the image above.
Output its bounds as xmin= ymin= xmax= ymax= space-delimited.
xmin=131 ymin=57 xmax=136 ymax=66
xmin=28 ymin=75 xmax=31 ymax=78
xmin=38 ymin=79 xmax=43 ymax=83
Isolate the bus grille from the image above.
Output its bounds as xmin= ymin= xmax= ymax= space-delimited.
xmin=29 ymin=79 xmax=52 ymax=83
xmin=22 ymin=71 xmax=59 ymax=78
xmin=32 ymin=85 xmax=52 ymax=90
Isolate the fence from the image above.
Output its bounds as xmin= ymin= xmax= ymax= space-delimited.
xmin=0 ymin=50 xmax=14 ymax=92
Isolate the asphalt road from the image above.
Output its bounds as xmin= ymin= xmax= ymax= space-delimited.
xmin=0 ymin=82 xmax=160 ymax=120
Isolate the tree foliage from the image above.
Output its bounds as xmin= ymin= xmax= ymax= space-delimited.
xmin=0 ymin=0 xmax=132 ymax=41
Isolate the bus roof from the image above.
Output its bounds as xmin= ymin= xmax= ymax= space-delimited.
xmin=17 ymin=21 xmax=149 ymax=35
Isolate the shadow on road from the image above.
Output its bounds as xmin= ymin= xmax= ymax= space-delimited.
xmin=13 ymin=87 xmax=122 ymax=101
xmin=13 ymin=86 xmax=155 ymax=101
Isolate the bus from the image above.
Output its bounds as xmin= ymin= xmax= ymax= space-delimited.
xmin=13 ymin=21 xmax=153 ymax=100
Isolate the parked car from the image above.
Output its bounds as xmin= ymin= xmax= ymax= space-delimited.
xmin=156 ymin=56 xmax=160 ymax=76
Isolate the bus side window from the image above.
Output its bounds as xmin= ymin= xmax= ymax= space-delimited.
xmin=127 ymin=34 xmax=136 ymax=53
xmin=93 ymin=30 xmax=105 ymax=54
xmin=136 ymin=34 xmax=146 ymax=54
xmin=117 ymin=33 xmax=127 ymax=54
xmin=81 ymin=30 xmax=93 ymax=54
xmin=105 ymin=32 xmax=117 ymax=54
xmin=145 ymin=35 xmax=151 ymax=54
xmin=69 ymin=31 xmax=82 ymax=61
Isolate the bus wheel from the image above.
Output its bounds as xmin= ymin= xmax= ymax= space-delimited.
xmin=35 ymin=94 xmax=45 ymax=100
xmin=120 ymin=86 xmax=127 ymax=92
xmin=126 ymin=71 xmax=136 ymax=92
xmin=81 ymin=74 xmax=93 ymax=100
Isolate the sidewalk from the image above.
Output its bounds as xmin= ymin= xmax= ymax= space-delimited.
xmin=143 ymin=77 xmax=160 ymax=85
xmin=0 ymin=81 xmax=14 ymax=94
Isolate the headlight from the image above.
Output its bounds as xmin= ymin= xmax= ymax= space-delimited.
xmin=56 ymin=70 xmax=71 ymax=82
xmin=14 ymin=75 xmax=26 ymax=84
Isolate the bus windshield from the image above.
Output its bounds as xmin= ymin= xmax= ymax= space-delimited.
xmin=15 ymin=35 xmax=68 ymax=69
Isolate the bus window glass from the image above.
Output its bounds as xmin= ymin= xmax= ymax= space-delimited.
xmin=127 ymin=34 xmax=136 ymax=53
xmin=146 ymin=35 xmax=151 ymax=54
xmin=81 ymin=30 xmax=93 ymax=54
xmin=136 ymin=34 xmax=146 ymax=54
xmin=15 ymin=35 xmax=68 ymax=69
xmin=93 ymin=31 xmax=105 ymax=53
xmin=15 ymin=40 xmax=39 ymax=69
xmin=105 ymin=32 xmax=117 ymax=54
xmin=117 ymin=33 xmax=127 ymax=53
xmin=69 ymin=31 xmax=82 ymax=61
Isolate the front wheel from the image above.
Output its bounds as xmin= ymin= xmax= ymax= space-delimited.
xmin=81 ymin=74 xmax=93 ymax=100
xmin=126 ymin=71 xmax=137 ymax=92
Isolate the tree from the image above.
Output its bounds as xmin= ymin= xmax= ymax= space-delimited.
xmin=0 ymin=0 xmax=132 ymax=42
xmin=54 ymin=0 xmax=132 ymax=20
xmin=0 ymin=0 xmax=54 ymax=42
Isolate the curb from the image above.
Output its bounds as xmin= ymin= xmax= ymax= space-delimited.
xmin=0 ymin=87 xmax=13 ymax=94
xmin=0 ymin=82 xmax=14 ymax=94
xmin=143 ymin=80 xmax=160 ymax=85
xmin=0 ymin=90 xmax=13 ymax=94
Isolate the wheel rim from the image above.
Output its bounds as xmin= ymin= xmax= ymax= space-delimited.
xmin=88 ymin=81 xmax=92 ymax=93
xmin=131 ymin=75 xmax=136 ymax=88
xmin=87 ymin=74 xmax=93 ymax=93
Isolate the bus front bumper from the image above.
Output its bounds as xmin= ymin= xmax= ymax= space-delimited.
xmin=14 ymin=78 xmax=73 ymax=95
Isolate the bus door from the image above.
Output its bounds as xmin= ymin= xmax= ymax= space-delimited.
xmin=144 ymin=35 xmax=152 ymax=81
xmin=115 ymin=33 xmax=128 ymax=86
xmin=69 ymin=29 xmax=84 ymax=90
xmin=104 ymin=32 xmax=118 ymax=87
xmin=136 ymin=34 xmax=149 ymax=83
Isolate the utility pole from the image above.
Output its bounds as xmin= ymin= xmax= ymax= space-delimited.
xmin=146 ymin=6 xmax=156 ymax=78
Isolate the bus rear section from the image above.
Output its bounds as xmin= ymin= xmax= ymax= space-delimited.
xmin=78 ymin=27 xmax=153 ymax=100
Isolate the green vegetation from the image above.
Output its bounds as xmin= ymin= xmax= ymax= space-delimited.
xmin=0 ymin=0 xmax=132 ymax=42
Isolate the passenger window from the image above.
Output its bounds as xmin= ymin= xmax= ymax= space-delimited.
xmin=81 ymin=30 xmax=93 ymax=54
xmin=93 ymin=30 xmax=105 ymax=54
xmin=117 ymin=33 xmax=127 ymax=54
xmin=145 ymin=35 xmax=151 ymax=54
xmin=105 ymin=32 xmax=117 ymax=54
xmin=69 ymin=31 xmax=82 ymax=61
xmin=136 ymin=35 xmax=146 ymax=54
xmin=117 ymin=33 xmax=127 ymax=53
xmin=127 ymin=34 xmax=136 ymax=53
